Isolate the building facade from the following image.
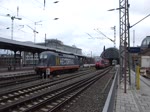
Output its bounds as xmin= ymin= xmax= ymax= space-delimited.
xmin=37 ymin=39 xmax=82 ymax=54
xmin=0 ymin=54 xmax=21 ymax=68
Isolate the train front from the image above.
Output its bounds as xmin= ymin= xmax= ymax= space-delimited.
xmin=35 ymin=52 xmax=50 ymax=76
xmin=95 ymin=59 xmax=105 ymax=69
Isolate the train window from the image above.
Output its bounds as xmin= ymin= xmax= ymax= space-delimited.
xmin=49 ymin=55 xmax=56 ymax=66
xmin=58 ymin=53 xmax=63 ymax=56
xmin=101 ymin=60 xmax=104 ymax=64
xmin=37 ymin=53 xmax=48 ymax=66
xmin=40 ymin=54 xmax=47 ymax=59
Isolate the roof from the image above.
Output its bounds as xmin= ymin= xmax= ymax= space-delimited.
xmin=0 ymin=37 xmax=86 ymax=57
xmin=141 ymin=36 xmax=150 ymax=49
xmin=101 ymin=47 xmax=119 ymax=59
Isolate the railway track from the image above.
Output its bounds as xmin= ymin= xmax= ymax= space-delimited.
xmin=0 ymin=75 xmax=40 ymax=88
xmin=0 ymin=67 xmax=95 ymax=88
xmin=0 ymin=69 xmax=95 ymax=93
xmin=0 ymin=68 xmax=95 ymax=94
xmin=0 ymin=67 xmax=112 ymax=112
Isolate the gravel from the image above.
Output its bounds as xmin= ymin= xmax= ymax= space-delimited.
xmin=59 ymin=70 xmax=114 ymax=112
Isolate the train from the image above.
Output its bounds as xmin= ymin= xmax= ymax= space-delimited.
xmin=35 ymin=51 xmax=79 ymax=78
xmin=112 ymin=59 xmax=117 ymax=66
xmin=82 ymin=57 xmax=95 ymax=68
xmin=35 ymin=51 xmax=95 ymax=78
xmin=95 ymin=58 xmax=110 ymax=69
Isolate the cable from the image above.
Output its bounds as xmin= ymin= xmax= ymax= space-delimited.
xmin=33 ymin=0 xmax=43 ymax=5
xmin=0 ymin=5 xmax=15 ymax=14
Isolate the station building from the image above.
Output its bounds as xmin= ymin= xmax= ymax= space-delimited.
xmin=100 ymin=47 xmax=119 ymax=65
xmin=131 ymin=36 xmax=150 ymax=68
xmin=0 ymin=54 xmax=21 ymax=67
xmin=38 ymin=39 xmax=82 ymax=54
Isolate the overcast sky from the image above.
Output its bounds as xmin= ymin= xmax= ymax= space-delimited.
xmin=0 ymin=0 xmax=150 ymax=56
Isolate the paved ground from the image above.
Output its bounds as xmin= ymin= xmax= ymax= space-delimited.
xmin=114 ymin=70 xmax=150 ymax=112
xmin=0 ymin=66 xmax=35 ymax=77
xmin=0 ymin=66 xmax=34 ymax=73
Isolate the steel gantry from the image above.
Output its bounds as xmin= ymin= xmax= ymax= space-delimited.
xmin=119 ymin=0 xmax=131 ymax=93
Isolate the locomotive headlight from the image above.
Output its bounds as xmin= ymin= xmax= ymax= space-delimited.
xmin=46 ymin=68 xmax=50 ymax=75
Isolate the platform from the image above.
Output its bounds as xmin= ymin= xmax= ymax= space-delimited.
xmin=0 ymin=66 xmax=35 ymax=77
xmin=0 ymin=66 xmax=33 ymax=73
xmin=114 ymin=70 xmax=150 ymax=112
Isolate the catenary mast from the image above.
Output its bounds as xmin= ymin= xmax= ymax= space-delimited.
xmin=119 ymin=0 xmax=131 ymax=93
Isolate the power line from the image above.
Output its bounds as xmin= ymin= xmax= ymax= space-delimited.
xmin=0 ymin=5 xmax=35 ymax=23
xmin=0 ymin=5 xmax=15 ymax=14
xmin=94 ymin=28 xmax=116 ymax=47
xmin=130 ymin=13 xmax=150 ymax=28
xmin=34 ymin=0 xmax=43 ymax=5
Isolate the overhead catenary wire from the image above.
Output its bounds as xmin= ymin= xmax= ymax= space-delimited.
xmin=94 ymin=28 xmax=116 ymax=47
xmin=86 ymin=33 xmax=107 ymax=39
xmin=0 ymin=0 xmax=59 ymax=43
xmin=94 ymin=29 xmax=114 ymax=42
xmin=0 ymin=5 xmax=35 ymax=23
xmin=86 ymin=33 xmax=94 ymax=39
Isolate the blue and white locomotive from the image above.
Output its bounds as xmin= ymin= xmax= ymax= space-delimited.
xmin=35 ymin=51 xmax=79 ymax=78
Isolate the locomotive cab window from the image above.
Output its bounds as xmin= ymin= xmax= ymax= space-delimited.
xmin=40 ymin=54 xmax=47 ymax=59
xmin=47 ymin=54 xmax=55 ymax=66
xmin=38 ymin=53 xmax=48 ymax=66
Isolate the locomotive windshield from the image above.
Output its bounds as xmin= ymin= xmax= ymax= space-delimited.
xmin=38 ymin=53 xmax=48 ymax=66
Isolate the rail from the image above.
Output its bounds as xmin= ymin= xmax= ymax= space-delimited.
xmin=102 ymin=65 xmax=119 ymax=112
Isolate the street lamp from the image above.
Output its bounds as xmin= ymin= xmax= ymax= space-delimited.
xmin=54 ymin=1 xmax=59 ymax=3
xmin=7 ymin=14 xmax=22 ymax=40
xmin=107 ymin=7 xmax=125 ymax=11
xmin=54 ymin=18 xmax=59 ymax=20
xmin=43 ymin=0 xmax=59 ymax=9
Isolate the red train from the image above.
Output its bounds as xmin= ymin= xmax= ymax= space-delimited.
xmin=95 ymin=58 xmax=110 ymax=69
